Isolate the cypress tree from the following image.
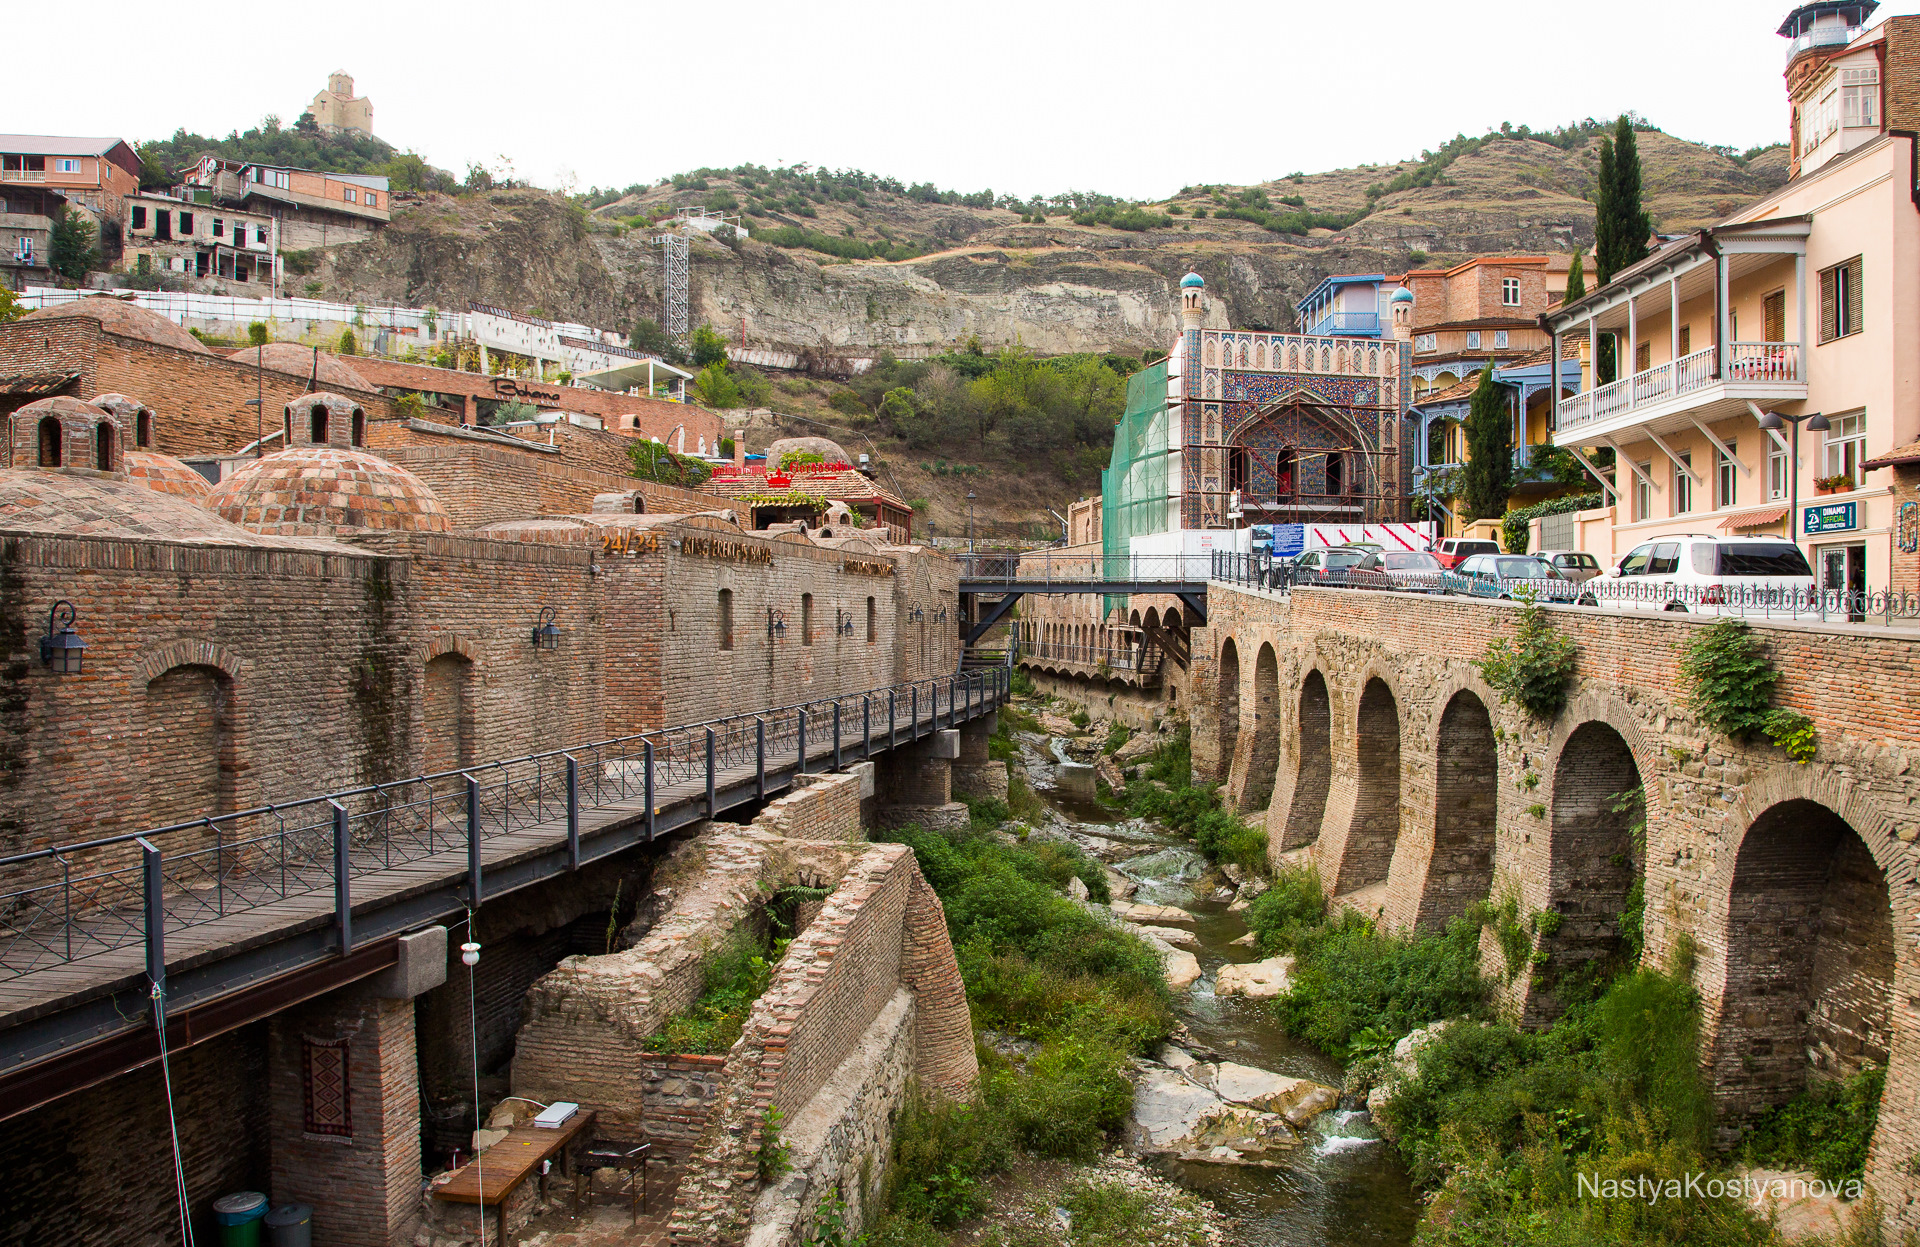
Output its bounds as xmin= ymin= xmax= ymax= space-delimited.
xmin=1564 ymin=251 xmax=1586 ymax=302
xmin=1463 ymin=365 xmax=1513 ymax=521
xmin=1594 ymin=116 xmax=1652 ymax=284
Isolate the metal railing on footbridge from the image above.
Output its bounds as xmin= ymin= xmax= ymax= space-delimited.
xmin=0 ymin=668 xmax=1007 ymax=984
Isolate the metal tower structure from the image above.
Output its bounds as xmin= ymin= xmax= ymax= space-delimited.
xmin=655 ymin=231 xmax=690 ymax=346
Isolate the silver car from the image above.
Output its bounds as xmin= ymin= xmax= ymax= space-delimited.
xmin=1537 ymin=550 xmax=1603 ymax=585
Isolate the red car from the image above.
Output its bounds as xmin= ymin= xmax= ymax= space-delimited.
xmin=1429 ymin=537 xmax=1500 ymax=570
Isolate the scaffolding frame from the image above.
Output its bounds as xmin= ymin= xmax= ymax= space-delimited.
xmin=654 ymin=232 xmax=690 ymax=346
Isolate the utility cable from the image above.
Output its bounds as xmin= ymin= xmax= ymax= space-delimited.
xmin=153 ymin=983 xmax=196 ymax=1247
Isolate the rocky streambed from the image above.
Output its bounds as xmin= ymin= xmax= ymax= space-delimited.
xmin=1011 ymin=718 xmax=1422 ymax=1246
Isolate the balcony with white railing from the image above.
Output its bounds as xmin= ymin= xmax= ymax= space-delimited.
xmin=1785 ymin=23 xmax=1864 ymax=63
xmin=1554 ymin=342 xmax=1804 ymax=440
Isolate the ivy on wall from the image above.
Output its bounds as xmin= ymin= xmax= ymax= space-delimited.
xmin=1678 ymin=619 xmax=1816 ymax=763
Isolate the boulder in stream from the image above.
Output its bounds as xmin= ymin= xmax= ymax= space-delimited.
xmin=1114 ymin=901 xmax=1196 ymax=925
xmin=1132 ymin=923 xmax=1199 ymax=950
xmin=1130 ymin=1048 xmax=1339 ymax=1166
xmin=1213 ymin=955 xmax=1295 ymax=999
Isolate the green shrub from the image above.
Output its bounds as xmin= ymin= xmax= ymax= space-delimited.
xmin=1476 ymin=596 xmax=1578 ymax=720
xmin=1274 ymin=913 xmax=1486 ymax=1061
xmin=1681 ymin=619 xmax=1819 ymax=763
xmin=1245 ymin=865 xmax=1328 ymax=953
xmin=645 ymin=935 xmax=772 ymax=1054
xmin=1740 ymin=1065 xmax=1884 ymax=1187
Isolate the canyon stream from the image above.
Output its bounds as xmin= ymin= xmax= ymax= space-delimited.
xmin=1016 ymin=724 xmax=1424 ymax=1246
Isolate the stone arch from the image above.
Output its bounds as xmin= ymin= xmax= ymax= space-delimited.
xmin=417 ymin=633 xmax=479 ymax=666
xmin=423 ymin=650 xmax=476 ymax=775
xmin=1240 ymin=643 xmax=1281 ymax=812
xmin=1279 ymin=668 xmax=1332 ymax=850
xmin=1332 ymin=677 xmax=1402 ymax=895
xmin=37 ymin=415 xmax=61 ymax=467
xmin=1417 ymin=689 xmax=1498 ymax=929
xmin=93 ymin=420 xmax=115 ymax=471
xmin=135 ymin=638 xmax=247 ymax=686
xmin=1538 ymin=720 xmax=1644 ymax=994
xmin=1216 ymin=637 xmax=1241 ymax=780
xmin=142 ymin=662 xmax=239 ymax=831
xmin=1708 ymin=798 xmax=1895 ymax=1134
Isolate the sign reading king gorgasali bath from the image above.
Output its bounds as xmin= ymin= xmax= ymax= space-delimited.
xmin=842 ymin=558 xmax=895 ymax=577
xmin=682 ymin=535 xmax=774 ymax=565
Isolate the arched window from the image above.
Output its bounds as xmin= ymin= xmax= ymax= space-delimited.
xmin=93 ymin=421 xmax=113 ymax=471
xmin=37 ymin=416 xmax=61 ymax=467
xmin=866 ymin=596 xmax=876 ymax=643
xmin=136 ymin=410 xmax=153 ymax=448
xmin=718 ymin=588 xmax=734 ymax=651
xmin=801 ymin=593 xmax=814 ymax=646
xmin=350 ymin=408 xmax=365 ymax=447
xmin=310 ymin=407 xmax=329 ymax=445
xmin=283 ymin=407 xmax=293 ymax=446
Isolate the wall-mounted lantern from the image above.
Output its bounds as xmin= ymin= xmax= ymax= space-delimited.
xmin=769 ymin=609 xmax=788 ymax=639
xmin=40 ymin=601 xmax=86 ymax=674
xmin=531 ymin=606 xmax=561 ymax=651
xmin=836 ymin=609 xmax=855 ymax=637
xmin=909 ymin=606 xmax=925 ymax=624
xmin=934 ymin=607 xmax=949 ymax=625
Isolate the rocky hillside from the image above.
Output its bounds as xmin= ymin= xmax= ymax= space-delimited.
xmin=310 ymin=128 xmax=1790 ymax=358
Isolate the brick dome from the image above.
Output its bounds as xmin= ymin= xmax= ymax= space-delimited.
xmin=207 ymin=445 xmax=452 ymax=535
xmin=228 ymin=344 xmax=372 ymax=391
xmin=20 ymin=297 xmax=210 ymax=354
xmin=124 ymin=451 xmax=213 ymax=501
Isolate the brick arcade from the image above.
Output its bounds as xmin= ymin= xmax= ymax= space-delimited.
xmin=1192 ymin=581 xmax=1920 ymax=1235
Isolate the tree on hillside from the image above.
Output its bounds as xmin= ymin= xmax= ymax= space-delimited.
xmin=1565 ymin=252 xmax=1586 ymax=302
xmin=51 ymin=212 xmax=97 ymax=283
xmin=691 ymin=324 xmax=729 ymax=369
xmin=1462 ymin=366 xmax=1513 ymax=520
xmin=1594 ymin=116 xmax=1652 ymax=284
xmin=629 ymin=317 xmax=688 ymax=366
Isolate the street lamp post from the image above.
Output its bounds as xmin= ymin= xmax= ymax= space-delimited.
xmin=1753 ymin=409 xmax=1829 ymax=544
xmin=967 ymin=490 xmax=976 ymax=553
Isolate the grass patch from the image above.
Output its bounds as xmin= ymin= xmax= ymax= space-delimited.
xmin=870 ymin=812 xmax=1175 ymax=1240
xmin=1124 ymin=749 xmax=1266 ymax=874
xmin=644 ymin=933 xmax=773 ymax=1054
xmin=1103 ymin=721 xmax=1132 ymax=754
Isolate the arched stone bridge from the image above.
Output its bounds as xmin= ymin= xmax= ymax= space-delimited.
xmin=1193 ymin=582 xmax=1920 ymax=1220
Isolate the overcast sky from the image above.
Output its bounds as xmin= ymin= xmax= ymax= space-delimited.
xmin=16 ymin=1 xmax=1920 ymax=200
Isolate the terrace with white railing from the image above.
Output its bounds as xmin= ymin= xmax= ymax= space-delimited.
xmin=1544 ymin=218 xmax=1811 ymax=443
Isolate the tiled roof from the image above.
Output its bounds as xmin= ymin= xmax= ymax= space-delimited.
xmin=1864 ymin=441 xmax=1920 ymax=469
xmin=124 ymin=451 xmax=213 ymax=501
xmin=21 ymin=298 xmax=210 ymax=354
xmin=208 ymin=445 xmax=452 ymax=535
xmin=0 ymin=468 xmax=345 ymax=549
xmin=704 ymin=465 xmax=912 ymax=511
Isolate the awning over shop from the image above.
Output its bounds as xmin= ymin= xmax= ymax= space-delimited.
xmin=1720 ymin=505 xmax=1789 ymax=530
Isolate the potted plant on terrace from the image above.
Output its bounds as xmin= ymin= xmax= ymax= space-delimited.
xmin=1814 ymin=474 xmax=1854 ymax=496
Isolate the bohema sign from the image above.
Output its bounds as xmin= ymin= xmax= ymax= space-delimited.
xmin=1802 ymin=501 xmax=1858 ymax=535
xmin=842 ymin=558 xmax=895 ymax=577
xmin=682 ymin=535 xmax=774 ymax=565
xmin=492 ymin=377 xmax=567 ymax=405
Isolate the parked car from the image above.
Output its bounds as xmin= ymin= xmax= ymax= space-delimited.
xmin=1442 ymin=554 xmax=1593 ymax=604
xmin=1594 ymin=535 xmax=1817 ymax=614
xmin=1430 ymin=536 xmax=1501 ymax=569
xmin=1353 ymin=549 xmax=1445 ymax=592
xmin=1280 ymin=545 xmax=1373 ymax=588
xmin=1538 ymin=550 xmax=1603 ymax=584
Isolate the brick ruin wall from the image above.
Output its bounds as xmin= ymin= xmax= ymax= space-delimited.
xmin=1192 ymin=582 xmax=1920 ymax=1229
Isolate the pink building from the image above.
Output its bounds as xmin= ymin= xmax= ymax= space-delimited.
xmin=1545 ymin=6 xmax=1920 ymax=595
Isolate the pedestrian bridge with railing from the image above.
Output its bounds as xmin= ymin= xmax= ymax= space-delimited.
xmin=0 ymin=669 xmax=1008 ymax=1091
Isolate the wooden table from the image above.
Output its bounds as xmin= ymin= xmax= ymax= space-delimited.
xmin=434 ymin=1110 xmax=597 ymax=1244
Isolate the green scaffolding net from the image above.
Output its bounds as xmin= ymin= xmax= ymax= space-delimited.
xmin=1101 ymin=361 xmax=1171 ymax=618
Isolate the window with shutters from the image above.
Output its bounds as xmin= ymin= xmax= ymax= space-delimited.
xmin=1820 ymin=257 xmax=1863 ymax=342
xmin=1763 ymin=290 xmax=1785 ymax=343
xmin=1636 ymin=342 xmax=1651 ymax=372
xmin=1678 ymin=325 xmax=1691 ymax=355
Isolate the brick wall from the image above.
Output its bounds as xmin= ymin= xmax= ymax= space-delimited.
xmin=0 ymin=1024 xmax=269 ymax=1247
xmin=0 ymin=319 xmax=401 ymax=457
xmin=666 ymin=842 xmax=976 ymax=1247
xmin=752 ymin=769 xmax=867 ymax=841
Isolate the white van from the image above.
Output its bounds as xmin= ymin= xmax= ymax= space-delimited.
xmin=1594 ymin=535 xmax=1817 ymax=614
